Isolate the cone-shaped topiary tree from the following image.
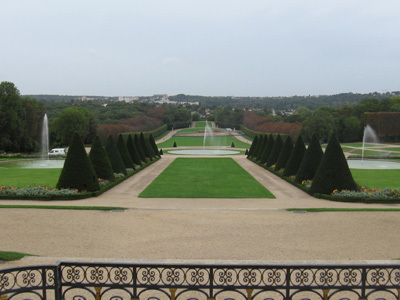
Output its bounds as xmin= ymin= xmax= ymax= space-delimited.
xmin=260 ymin=134 xmax=274 ymax=164
xmin=126 ymin=134 xmax=142 ymax=166
xmin=275 ymin=136 xmax=293 ymax=171
xmin=283 ymin=135 xmax=306 ymax=177
xmin=148 ymin=134 xmax=160 ymax=157
xmin=134 ymin=133 xmax=146 ymax=163
xmin=159 ymin=149 xmax=163 ymax=155
xmin=140 ymin=132 xmax=153 ymax=161
xmin=105 ymin=135 xmax=127 ymax=175
xmin=255 ymin=135 xmax=268 ymax=160
xmin=57 ymin=133 xmax=100 ymax=192
xmin=310 ymin=133 xmax=358 ymax=195
xmin=295 ymin=134 xmax=323 ymax=183
xmin=247 ymin=135 xmax=259 ymax=158
xmin=173 ymin=141 xmax=177 ymax=147
xmin=144 ymin=134 xmax=156 ymax=159
xmin=117 ymin=134 xmax=135 ymax=169
xmin=89 ymin=135 xmax=115 ymax=181
xmin=267 ymin=134 xmax=283 ymax=167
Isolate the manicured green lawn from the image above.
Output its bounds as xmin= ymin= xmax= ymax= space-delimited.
xmin=157 ymin=136 xmax=250 ymax=148
xmin=0 ymin=168 xmax=61 ymax=187
xmin=350 ymin=149 xmax=390 ymax=156
xmin=195 ymin=121 xmax=208 ymax=127
xmin=139 ymin=158 xmax=275 ymax=198
xmin=351 ymin=169 xmax=400 ymax=189
xmin=342 ymin=143 xmax=376 ymax=147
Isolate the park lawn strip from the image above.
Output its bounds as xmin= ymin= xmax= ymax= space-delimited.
xmin=350 ymin=169 xmax=400 ymax=189
xmin=287 ymin=208 xmax=400 ymax=212
xmin=0 ymin=250 xmax=37 ymax=261
xmin=140 ymin=158 xmax=275 ymax=198
xmin=0 ymin=205 xmax=125 ymax=211
xmin=0 ymin=168 xmax=61 ymax=188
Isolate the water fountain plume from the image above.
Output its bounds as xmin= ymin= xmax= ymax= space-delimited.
xmin=362 ymin=125 xmax=379 ymax=162
xmin=203 ymin=121 xmax=214 ymax=149
xmin=40 ymin=113 xmax=49 ymax=159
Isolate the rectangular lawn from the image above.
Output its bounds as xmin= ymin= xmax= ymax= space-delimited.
xmin=351 ymin=169 xmax=400 ymax=189
xmin=0 ymin=168 xmax=61 ymax=188
xmin=157 ymin=136 xmax=250 ymax=148
xmin=139 ymin=158 xmax=275 ymax=198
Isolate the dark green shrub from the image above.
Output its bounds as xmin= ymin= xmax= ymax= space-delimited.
xmin=117 ymin=134 xmax=135 ymax=169
xmin=260 ymin=134 xmax=274 ymax=164
xmin=255 ymin=135 xmax=267 ymax=160
xmin=283 ymin=135 xmax=306 ymax=177
xmin=245 ymin=149 xmax=248 ymax=155
xmin=144 ymin=134 xmax=156 ymax=159
xmin=57 ymin=133 xmax=100 ymax=192
xmin=140 ymin=132 xmax=153 ymax=160
xmin=105 ymin=135 xmax=127 ymax=175
xmin=231 ymin=142 xmax=235 ymax=148
xmin=310 ymin=133 xmax=357 ymax=195
xmin=274 ymin=136 xmax=293 ymax=171
xmin=173 ymin=141 xmax=177 ymax=147
xmin=159 ymin=149 xmax=163 ymax=155
xmin=89 ymin=135 xmax=115 ymax=181
xmin=267 ymin=134 xmax=283 ymax=167
xmin=247 ymin=135 xmax=259 ymax=157
xmin=134 ymin=134 xmax=146 ymax=163
xmin=149 ymin=134 xmax=160 ymax=157
xmin=295 ymin=134 xmax=323 ymax=183
xmin=126 ymin=134 xmax=142 ymax=166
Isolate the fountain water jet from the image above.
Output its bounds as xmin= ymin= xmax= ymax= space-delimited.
xmin=40 ymin=114 xmax=49 ymax=159
xmin=203 ymin=121 xmax=214 ymax=149
xmin=362 ymin=125 xmax=379 ymax=162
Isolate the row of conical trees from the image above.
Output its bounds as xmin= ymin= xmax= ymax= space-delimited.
xmin=56 ymin=132 xmax=161 ymax=192
xmin=247 ymin=133 xmax=358 ymax=195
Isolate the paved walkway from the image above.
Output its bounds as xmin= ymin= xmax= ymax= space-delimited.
xmin=1 ymin=154 xmax=400 ymax=268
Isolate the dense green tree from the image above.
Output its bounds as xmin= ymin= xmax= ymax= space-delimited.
xmin=340 ymin=116 xmax=362 ymax=142
xmin=255 ymin=135 xmax=267 ymax=160
xmin=310 ymin=133 xmax=357 ymax=195
xmin=89 ymin=135 xmax=115 ymax=181
xmin=266 ymin=134 xmax=283 ymax=167
xmin=134 ymin=134 xmax=147 ymax=162
xmin=283 ymin=135 xmax=306 ymax=177
xmin=301 ymin=107 xmax=336 ymax=142
xmin=274 ymin=136 xmax=293 ymax=171
xmin=53 ymin=107 xmax=97 ymax=146
xmin=126 ymin=134 xmax=142 ymax=166
xmin=140 ymin=132 xmax=153 ymax=160
xmin=247 ymin=135 xmax=259 ymax=158
xmin=295 ymin=134 xmax=323 ymax=183
xmin=117 ymin=134 xmax=135 ymax=169
xmin=105 ymin=135 xmax=127 ymax=175
xmin=260 ymin=134 xmax=274 ymax=164
xmin=57 ymin=133 xmax=100 ymax=192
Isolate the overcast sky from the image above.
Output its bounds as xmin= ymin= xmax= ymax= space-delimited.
xmin=1 ymin=0 xmax=399 ymax=97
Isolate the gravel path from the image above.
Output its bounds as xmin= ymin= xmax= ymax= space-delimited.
xmin=1 ymin=154 xmax=400 ymax=268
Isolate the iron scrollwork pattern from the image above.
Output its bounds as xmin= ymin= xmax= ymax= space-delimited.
xmin=1 ymin=263 xmax=400 ymax=299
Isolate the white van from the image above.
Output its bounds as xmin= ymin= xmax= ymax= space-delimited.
xmin=48 ymin=148 xmax=67 ymax=156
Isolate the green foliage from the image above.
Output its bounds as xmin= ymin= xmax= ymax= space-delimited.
xmin=274 ymin=136 xmax=293 ymax=171
xmin=117 ymin=134 xmax=135 ymax=169
xmin=53 ymin=107 xmax=97 ymax=145
xmin=89 ymin=135 xmax=115 ymax=181
xmin=214 ymin=106 xmax=244 ymax=128
xmin=267 ymin=134 xmax=283 ymax=167
xmin=301 ymin=107 xmax=336 ymax=142
xmin=56 ymin=133 xmax=100 ymax=192
xmin=134 ymin=134 xmax=147 ymax=163
xmin=310 ymin=133 xmax=358 ymax=195
xmin=148 ymin=134 xmax=160 ymax=157
xmin=159 ymin=149 xmax=163 ymax=155
xmin=105 ymin=135 xmax=127 ymax=175
xmin=295 ymin=134 xmax=323 ymax=183
xmin=283 ymin=135 xmax=306 ymax=177
xmin=126 ymin=134 xmax=142 ymax=165
xmin=259 ymin=134 xmax=274 ymax=164
xmin=0 ymin=250 xmax=35 ymax=261
xmin=0 ymin=186 xmax=78 ymax=196
xmin=140 ymin=132 xmax=153 ymax=160
xmin=173 ymin=141 xmax=177 ymax=147
xmin=231 ymin=142 xmax=235 ymax=148
xmin=254 ymin=135 xmax=267 ymax=160
xmin=247 ymin=135 xmax=259 ymax=157
xmin=163 ymin=106 xmax=192 ymax=129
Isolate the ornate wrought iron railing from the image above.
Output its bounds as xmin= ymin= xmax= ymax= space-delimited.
xmin=1 ymin=262 xmax=400 ymax=299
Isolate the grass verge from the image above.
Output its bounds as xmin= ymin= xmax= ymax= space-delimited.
xmin=0 ymin=250 xmax=36 ymax=261
xmin=140 ymin=157 xmax=274 ymax=198
xmin=0 ymin=205 xmax=125 ymax=211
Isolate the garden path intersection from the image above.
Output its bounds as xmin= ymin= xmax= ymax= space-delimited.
xmin=1 ymin=154 xmax=400 ymax=268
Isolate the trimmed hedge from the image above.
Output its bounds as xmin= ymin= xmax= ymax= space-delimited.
xmin=89 ymin=135 xmax=115 ymax=181
xmin=259 ymin=134 xmax=274 ymax=164
xmin=105 ymin=135 xmax=127 ymax=175
xmin=274 ymin=136 xmax=293 ymax=171
xmin=295 ymin=134 xmax=323 ymax=183
xmin=283 ymin=135 xmax=306 ymax=177
xmin=266 ymin=134 xmax=283 ymax=167
xmin=240 ymin=125 xmax=288 ymax=140
xmin=247 ymin=135 xmax=259 ymax=158
xmin=126 ymin=134 xmax=142 ymax=166
xmin=122 ymin=124 xmax=168 ymax=139
xmin=134 ymin=133 xmax=147 ymax=163
xmin=117 ymin=134 xmax=135 ymax=169
xmin=56 ymin=133 xmax=100 ymax=192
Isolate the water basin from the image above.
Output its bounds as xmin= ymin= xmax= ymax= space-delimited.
xmin=168 ymin=149 xmax=240 ymax=155
xmin=347 ymin=159 xmax=400 ymax=170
